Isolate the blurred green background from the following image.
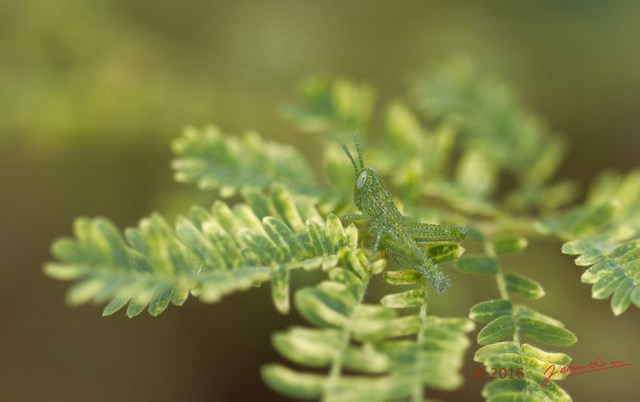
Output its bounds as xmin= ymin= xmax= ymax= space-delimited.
xmin=2 ymin=1 xmax=639 ymax=401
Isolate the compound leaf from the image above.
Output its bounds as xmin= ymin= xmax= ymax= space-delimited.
xmin=171 ymin=125 xmax=318 ymax=197
xmin=45 ymin=186 xmax=355 ymax=317
xmin=540 ymin=169 xmax=640 ymax=315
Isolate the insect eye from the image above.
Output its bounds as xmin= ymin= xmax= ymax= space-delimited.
xmin=356 ymin=170 xmax=368 ymax=189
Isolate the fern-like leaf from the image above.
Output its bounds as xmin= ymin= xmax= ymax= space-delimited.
xmin=408 ymin=58 xmax=576 ymax=213
xmin=539 ymin=169 xmax=640 ymax=315
xmin=455 ymin=231 xmax=576 ymax=400
xmin=381 ymin=101 xmax=500 ymax=214
xmin=171 ymin=125 xmax=316 ymax=197
xmin=283 ymin=75 xmax=376 ymax=136
xmin=283 ymin=74 xmax=557 ymax=217
xmin=44 ymin=185 xmax=357 ymax=317
xmin=475 ymin=342 xmax=572 ymax=402
xmin=470 ymin=300 xmax=576 ymax=347
xmin=171 ymin=125 xmax=354 ymax=215
xmin=264 ymin=245 xmax=474 ymax=401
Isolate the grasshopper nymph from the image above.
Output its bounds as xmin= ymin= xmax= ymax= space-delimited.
xmin=339 ymin=133 xmax=466 ymax=292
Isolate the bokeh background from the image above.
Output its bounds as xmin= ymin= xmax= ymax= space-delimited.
xmin=2 ymin=1 xmax=639 ymax=401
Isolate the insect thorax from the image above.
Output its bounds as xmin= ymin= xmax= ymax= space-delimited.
xmin=354 ymin=168 xmax=404 ymax=229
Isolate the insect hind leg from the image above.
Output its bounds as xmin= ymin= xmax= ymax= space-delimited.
xmin=418 ymin=264 xmax=451 ymax=293
xmin=408 ymin=221 xmax=467 ymax=243
xmin=379 ymin=233 xmax=452 ymax=292
xmin=339 ymin=213 xmax=366 ymax=225
xmin=351 ymin=133 xmax=365 ymax=172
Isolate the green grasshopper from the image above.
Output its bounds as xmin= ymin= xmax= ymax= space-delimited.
xmin=339 ymin=133 xmax=466 ymax=292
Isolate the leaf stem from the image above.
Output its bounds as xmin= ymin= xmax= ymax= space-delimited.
xmin=326 ymin=270 xmax=371 ymax=395
xmin=411 ymin=285 xmax=430 ymax=402
xmin=483 ymin=239 xmax=520 ymax=344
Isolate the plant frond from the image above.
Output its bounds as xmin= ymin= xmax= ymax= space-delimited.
xmin=405 ymin=58 xmax=576 ymax=213
xmin=171 ymin=125 xmax=317 ymax=197
xmin=42 ymin=64 xmax=640 ymax=402
xmin=411 ymin=58 xmax=565 ymax=185
xmin=539 ymin=170 xmax=640 ymax=315
xmin=283 ymin=71 xmax=575 ymax=216
xmin=453 ymin=230 xmax=576 ymax=400
xmin=363 ymin=98 xmax=501 ymax=216
xmin=470 ymin=300 xmax=576 ymax=347
xmin=171 ymin=124 xmax=354 ymax=215
xmin=44 ymin=185 xmax=357 ymax=317
xmin=475 ymin=342 xmax=572 ymax=402
xmin=264 ymin=242 xmax=474 ymax=401
xmin=283 ymin=75 xmax=376 ymax=137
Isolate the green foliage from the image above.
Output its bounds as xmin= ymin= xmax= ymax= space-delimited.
xmin=45 ymin=185 xmax=356 ymax=317
xmin=475 ymin=342 xmax=572 ymax=402
xmin=45 ymin=61 xmax=639 ymax=401
xmin=172 ymin=126 xmax=316 ymax=197
xmin=410 ymin=57 xmax=575 ymax=213
xmin=461 ymin=233 xmax=576 ymax=400
xmin=171 ymin=124 xmax=355 ymax=215
xmin=540 ymin=169 xmax=640 ymax=315
xmin=263 ymin=251 xmax=475 ymax=401
xmin=284 ymin=75 xmax=376 ymax=137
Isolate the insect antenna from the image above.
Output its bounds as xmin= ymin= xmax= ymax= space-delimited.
xmin=341 ymin=142 xmax=360 ymax=178
xmin=352 ymin=133 xmax=365 ymax=172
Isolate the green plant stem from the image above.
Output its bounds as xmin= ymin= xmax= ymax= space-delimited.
xmin=326 ymin=274 xmax=371 ymax=395
xmin=483 ymin=240 xmax=507 ymax=300
xmin=411 ymin=284 xmax=430 ymax=402
xmin=483 ymin=239 xmax=521 ymax=344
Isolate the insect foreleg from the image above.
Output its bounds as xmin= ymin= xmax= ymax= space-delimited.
xmin=339 ymin=213 xmax=366 ymax=225
xmin=381 ymin=234 xmax=451 ymax=293
xmin=370 ymin=231 xmax=382 ymax=258
xmin=408 ymin=222 xmax=467 ymax=243
xmin=420 ymin=265 xmax=450 ymax=293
